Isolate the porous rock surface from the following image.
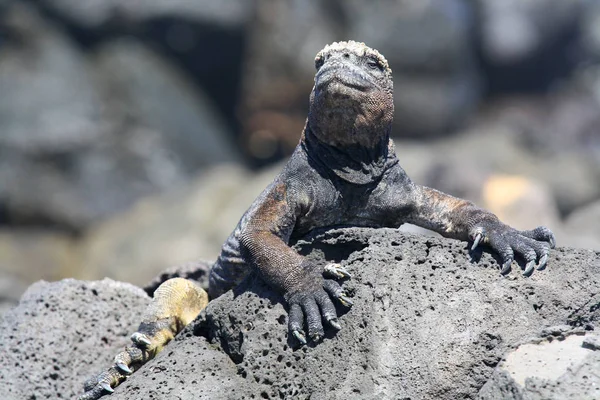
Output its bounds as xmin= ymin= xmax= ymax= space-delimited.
xmin=1 ymin=228 xmax=599 ymax=399
xmin=0 ymin=279 xmax=150 ymax=399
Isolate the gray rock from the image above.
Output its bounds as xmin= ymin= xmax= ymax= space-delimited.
xmin=91 ymin=39 xmax=241 ymax=174
xmin=583 ymin=334 xmax=600 ymax=351
xmin=0 ymin=279 xmax=150 ymax=400
xmin=0 ymin=3 xmax=108 ymax=227
xmin=480 ymin=332 xmax=600 ymax=399
xmin=37 ymin=0 xmax=255 ymax=29
xmin=580 ymin=0 xmax=600 ymax=59
xmin=0 ymin=4 xmax=243 ymax=229
xmin=108 ymin=325 xmax=260 ymax=400
xmin=0 ymin=3 xmax=105 ymax=154
xmin=343 ymin=0 xmax=474 ymax=73
xmin=3 ymin=228 xmax=598 ymax=399
xmin=0 ymin=5 xmax=134 ymax=227
xmin=476 ymin=0 xmax=583 ymax=64
xmin=482 ymin=90 xmax=600 ymax=159
xmin=191 ymin=229 xmax=599 ymax=399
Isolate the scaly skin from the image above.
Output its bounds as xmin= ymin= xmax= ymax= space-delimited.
xmin=80 ymin=278 xmax=208 ymax=399
xmin=81 ymin=41 xmax=555 ymax=399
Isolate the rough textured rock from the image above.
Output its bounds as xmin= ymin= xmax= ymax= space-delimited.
xmin=2 ymin=228 xmax=598 ymax=399
xmin=190 ymin=229 xmax=599 ymax=399
xmin=107 ymin=324 xmax=261 ymax=400
xmin=0 ymin=279 xmax=150 ymax=399
xmin=480 ymin=331 xmax=600 ymax=399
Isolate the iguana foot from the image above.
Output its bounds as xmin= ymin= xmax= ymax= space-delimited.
xmin=79 ymin=278 xmax=208 ymax=400
xmin=79 ymin=321 xmax=170 ymax=400
xmin=285 ymin=264 xmax=352 ymax=345
xmin=470 ymin=222 xmax=555 ymax=276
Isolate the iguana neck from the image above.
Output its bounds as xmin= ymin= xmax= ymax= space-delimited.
xmin=301 ymin=124 xmax=394 ymax=185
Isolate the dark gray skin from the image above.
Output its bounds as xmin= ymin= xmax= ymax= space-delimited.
xmin=80 ymin=41 xmax=555 ymax=399
xmin=209 ymin=40 xmax=555 ymax=344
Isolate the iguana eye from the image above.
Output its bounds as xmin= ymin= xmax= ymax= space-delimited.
xmin=315 ymin=57 xmax=324 ymax=70
xmin=367 ymin=58 xmax=382 ymax=71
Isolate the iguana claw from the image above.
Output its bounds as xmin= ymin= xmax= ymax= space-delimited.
xmin=311 ymin=334 xmax=322 ymax=342
xmin=327 ymin=317 xmax=342 ymax=330
xmin=524 ymin=260 xmax=536 ymax=276
xmin=337 ymin=294 xmax=354 ymax=307
xmin=538 ymin=254 xmax=548 ymax=270
xmin=115 ymin=362 xmax=132 ymax=374
xmin=131 ymin=332 xmax=152 ymax=347
xmin=292 ymin=330 xmax=307 ymax=345
xmin=99 ymin=382 xmax=113 ymax=393
xmin=324 ymin=263 xmax=352 ymax=279
xmin=500 ymin=260 xmax=512 ymax=275
xmin=471 ymin=232 xmax=483 ymax=250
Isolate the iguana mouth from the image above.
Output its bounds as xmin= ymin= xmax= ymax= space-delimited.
xmin=315 ymin=65 xmax=374 ymax=93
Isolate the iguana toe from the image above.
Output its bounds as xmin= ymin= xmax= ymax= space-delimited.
xmin=79 ymin=367 xmax=124 ymax=400
xmin=322 ymin=278 xmax=354 ymax=307
xmin=286 ymin=283 xmax=345 ymax=345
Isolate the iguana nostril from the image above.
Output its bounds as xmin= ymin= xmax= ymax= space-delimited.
xmin=343 ymin=53 xmax=350 ymax=59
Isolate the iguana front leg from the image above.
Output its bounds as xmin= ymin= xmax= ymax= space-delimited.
xmin=406 ymin=185 xmax=556 ymax=275
xmin=80 ymin=278 xmax=208 ymax=400
xmin=239 ymin=182 xmax=351 ymax=345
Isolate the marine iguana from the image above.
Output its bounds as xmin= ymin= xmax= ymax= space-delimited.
xmin=80 ymin=41 xmax=555 ymax=399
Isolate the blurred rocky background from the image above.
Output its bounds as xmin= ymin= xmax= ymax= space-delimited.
xmin=0 ymin=0 xmax=599 ymax=314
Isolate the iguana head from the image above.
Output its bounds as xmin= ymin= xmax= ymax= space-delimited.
xmin=308 ymin=41 xmax=394 ymax=149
